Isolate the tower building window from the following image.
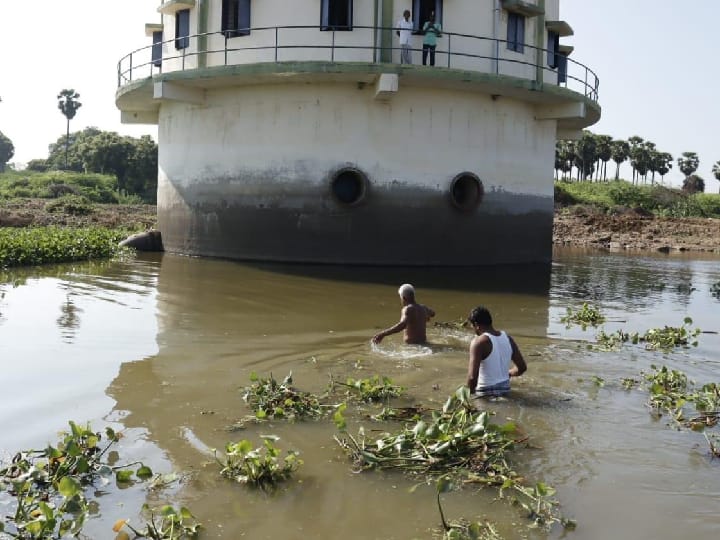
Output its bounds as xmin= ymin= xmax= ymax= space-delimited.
xmin=412 ymin=0 xmax=443 ymax=33
xmin=547 ymin=31 xmax=559 ymax=68
xmin=507 ymin=12 xmax=525 ymax=53
xmin=321 ymin=0 xmax=353 ymax=31
xmin=152 ymin=31 xmax=163 ymax=67
xmin=222 ymin=0 xmax=251 ymax=37
xmin=175 ymin=9 xmax=190 ymax=50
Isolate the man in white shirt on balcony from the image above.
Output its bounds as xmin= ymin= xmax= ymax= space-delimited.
xmin=396 ymin=10 xmax=414 ymax=64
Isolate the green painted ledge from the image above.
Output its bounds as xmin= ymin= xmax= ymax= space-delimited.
xmin=116 ymin=61 xmax=600 ymax=122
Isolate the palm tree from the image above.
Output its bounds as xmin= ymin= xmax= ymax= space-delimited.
xmin=595 ymin=135 xmax=613 ymax=181
xmin=656 ymin=152 xmax=673 ymax=183
xmin=712 ymin=161 xmax=720 ymax=193
xmin=677 ymin=151 xmax=699 ymax=178
xmin=574 ymin=131 xmax=597 ymax=181
xmin=627 ymin=136 xmax=644 ymax=184
xmin=555 ymin=140 xmax=574 ymax=181
xmin=611 ymin=139 xmax=629 ymax=180
xmin=641 ymin=141 xmax=656 ymax=184
xmin=57 ymin=89 xmax=82 ymax=170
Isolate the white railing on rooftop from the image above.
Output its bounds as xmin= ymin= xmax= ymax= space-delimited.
xmin=118 ymin=25 xmax=599 ymax=102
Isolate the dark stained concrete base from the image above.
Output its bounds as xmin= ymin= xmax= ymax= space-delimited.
xmin=158 ymin=180 xmax=553 ymax=266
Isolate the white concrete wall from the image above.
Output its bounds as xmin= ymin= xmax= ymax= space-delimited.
xmin=159 ymin=8 xmax=200 ymax=74
xmin=204 ymin=0 xmax=377 ymax=65
xmin=158 ymin=82 xmax=556 ymax=200
xmin=132 ymin=0 xmax=568 ymax=87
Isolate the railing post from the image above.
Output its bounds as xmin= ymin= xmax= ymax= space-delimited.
xmin=117 ymin=63 xmax=121 ymax=87
xmin=584 ymin=66 xmax=588 ymax=97
xmin=129 ymin=54 xmax=133 ymax=82
xmin=224 ymin=33 xmax=228 ymax=66
xmin=447 ymin=34 xmax=451 ymax=68
xmin=331 ymin=29 xmax=336 ymax=62
xmin=494 ymin=38 xmax=499 ymax=74
xmin=182 ymin=46 xmax=186 ymax=71
xmin=275 ymin=27 xmax=278 ymax=62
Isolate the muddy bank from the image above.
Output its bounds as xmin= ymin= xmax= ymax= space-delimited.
xmin=2 ymin=199 xmax=719 ymax=255
xmin=553 ymin=207 xmax=720 ymax=253
xmin=0 ymin=199 xmax=156 ymax=229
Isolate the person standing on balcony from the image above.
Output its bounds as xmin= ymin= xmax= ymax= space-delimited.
xmin=422 ymin=11 xmax=442 ymax=66
xmin=396 ymin=9 xmax=414 ymax=64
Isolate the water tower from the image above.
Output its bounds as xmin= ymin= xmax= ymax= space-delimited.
xmin=116 ymin=0 xmax=598 ymax=265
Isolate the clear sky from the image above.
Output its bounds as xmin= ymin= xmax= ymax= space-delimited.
xmin=0 ymin=0 xmax=718 ymax=192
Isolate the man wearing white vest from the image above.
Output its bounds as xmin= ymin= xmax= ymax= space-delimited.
xmin=466 ymin=306 xmax=527 ymax=397
xmin=396 ymin=9 xmax=414 ymax=64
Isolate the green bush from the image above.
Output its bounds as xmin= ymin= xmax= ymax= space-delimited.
xmin=554 ymin=181 xmax=615 ymax=208
xmin=606 ymin=182 xmax=656 ymax=210
xmin=693 ymin=193 xmax=720 ymax=217
xmin=0 ymin=171 xmax=118 ymax=203
xmin=45 ymin=195 xmax=94 ymax=216
xmin=0 ymin=226 xmax=129 ymax=268
xmin=554 ymin=180 xmax=720 ymax=218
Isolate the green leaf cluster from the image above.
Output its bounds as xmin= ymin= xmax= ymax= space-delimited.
xmin=217 ymin=437 xmax=302 ymax=490
xmin=113 ymin=504 xmax=200 ymax=540
xmin=335 ymin=386 xmax=570 ymax=530
xmin=560 ymin=302 xmax=605 ymax=329
xmin=335 ymin=375 xmax=405 ymax=402
xmin=241 ymin=372 xmax=326 ymax=421
xmin=638 ymin=365 xmax=720 ymax=457
xmin=594 ymin=318 xmax=700 ymax=352
xmin=0 ymin=422 xmax=185 ymax=539
xmin=0 ymin=226 xmax=129 ymax=268
xmin=641 ymin=318 xmax=701 ymax=351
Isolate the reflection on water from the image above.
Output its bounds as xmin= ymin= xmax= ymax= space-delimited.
xmin=1 ymin=248 xmax=719 ymax=539
xmin=0 ymin=256 xmax=160 ymax=451
xmin=56 ymin=287 xmax=82 ymax=344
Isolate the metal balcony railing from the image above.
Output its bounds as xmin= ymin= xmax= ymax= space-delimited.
xmin=117 ymin=25 xmax=599 ymax=102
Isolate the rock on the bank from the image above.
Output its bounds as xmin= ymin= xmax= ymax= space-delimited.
xmin=119 ymin=230 xmax=164 ymax=252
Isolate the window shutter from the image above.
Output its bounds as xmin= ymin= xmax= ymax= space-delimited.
xmin=507 ymin=13 xmax=515 ymax=49
xmin=152 ymin=31 xmax=163 ymax=67
xmin=558 ymin=53 xmax=568 ymax=83
xmin=547 ymin=31 xmax=559 ymax=67
xmin=517 ymin=15 xmax=525 ymax=52
xmin=321 ymin=0 xmax=330 ymax=30
xmin=238 ymin=0 xmax=251 ymax=35
xmin=175 ymin=9 xmax=190 ymax=49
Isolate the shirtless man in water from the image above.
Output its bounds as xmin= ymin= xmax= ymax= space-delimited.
xmin=372 ymin=284 xmax=435 ymax=345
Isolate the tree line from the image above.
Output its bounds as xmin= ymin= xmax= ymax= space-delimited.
xmin=556 ymin=131 xmax=719 ymax=194
xmin=0 ymin=89 xmax=158 ymax=203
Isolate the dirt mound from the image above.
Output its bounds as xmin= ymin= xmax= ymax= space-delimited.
xmin=0 ymin=199 xmax=157 ymax=230
xmin=554 ymin=208 xmax=720 ymax=253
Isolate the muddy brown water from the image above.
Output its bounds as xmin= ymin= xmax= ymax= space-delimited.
xmin=1 ymin=248 xmax=719 ymax=539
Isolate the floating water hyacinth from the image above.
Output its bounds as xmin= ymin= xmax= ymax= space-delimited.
xmin=560 ymin=302 xmax=605 ymax=330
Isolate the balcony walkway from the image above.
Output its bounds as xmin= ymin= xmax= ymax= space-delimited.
xmin=117 ymin=25 xmax=599 ymax=102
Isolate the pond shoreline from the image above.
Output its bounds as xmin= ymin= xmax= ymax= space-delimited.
xmin=553 ymin=207 xmax=720 ymax=254
xmin=2 ymin=198 xmax=720 ymax=255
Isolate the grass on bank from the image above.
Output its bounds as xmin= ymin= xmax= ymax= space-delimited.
xmin=555 ymin=180 xmax=720 ymax=218
xmin=0 ymin=170 xmax=143 ymax=204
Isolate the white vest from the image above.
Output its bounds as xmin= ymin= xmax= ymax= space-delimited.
xmin=475 ymin=331 xmax=512 ymax=390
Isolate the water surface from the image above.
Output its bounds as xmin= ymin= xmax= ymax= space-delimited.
xmin=1 ymin=248 xmax=718 ymax=539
